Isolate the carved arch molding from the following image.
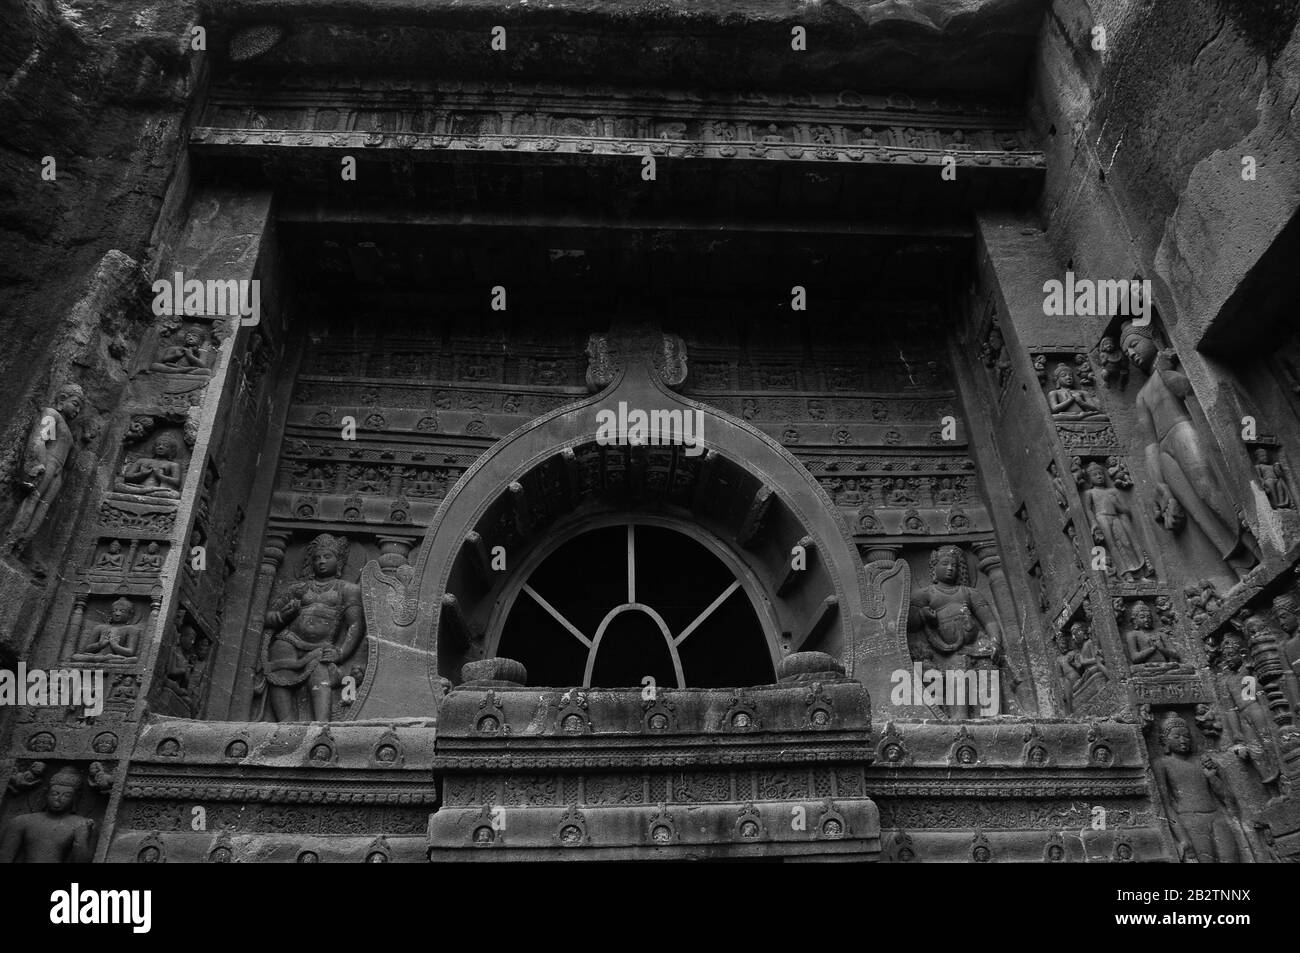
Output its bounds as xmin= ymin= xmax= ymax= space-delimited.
xmin=353 ymin=326 xmax=912 ymax=720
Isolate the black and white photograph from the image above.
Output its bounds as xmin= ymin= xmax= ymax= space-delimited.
xmin=0 ymin=0 xmax=1294 ymax=928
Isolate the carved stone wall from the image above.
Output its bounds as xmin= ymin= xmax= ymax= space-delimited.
xmin=3 ymin=0 xmax=1299 ymax=865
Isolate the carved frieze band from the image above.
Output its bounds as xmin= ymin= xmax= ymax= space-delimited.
xmin=193 ymin=81 xmax=1043 ymax=169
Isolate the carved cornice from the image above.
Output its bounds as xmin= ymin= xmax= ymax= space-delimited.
xmin=864 ymin=777 xmax=1149 ymax=799
xmin=122 ymin=779 xmax=437 ymax=805
xmin=206 ymin=76 xmax=1030 ymax=123
xmin=193 ymin=126 xmax=1044 ymax=173
xmin=193 ymin=77 xmax=1041 ymax=173
xmin=431 ymin=748 xmax=877 ymax=771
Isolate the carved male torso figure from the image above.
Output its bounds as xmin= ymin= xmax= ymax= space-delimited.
xmin=1153 ymin=713 xmax=1240 ymax=863
xmin=1122 ymin=322 xmax=1254 ymax=578
xmin=259 ymin=533 xmax=365 ymax=722
xmin=0 ymin=767 xmax=94 ymax=863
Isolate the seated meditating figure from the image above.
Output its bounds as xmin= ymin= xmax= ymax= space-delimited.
xmin=1047 ymin=363 xmax=1104 ymax=420
xmin=73 ymin=597 xmax=143 ymax=662
xmin=114 ymin=435 xmax=183 ymax=499
xmin=150 ymin=325 xmax=214 ymax=376
xmin=1123 ymin=601 xmax=1191 ymax=675
xmin=93 ymin=540 xmax=124 ymax=570
xmin=132 ymin=541 xmax=163 ymax=572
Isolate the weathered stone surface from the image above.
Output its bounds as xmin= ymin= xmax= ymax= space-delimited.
xmin=1 ymin=0 xmax=1298 ymax=866
xmin=203 ymin=0 xmax=1049 ymax=94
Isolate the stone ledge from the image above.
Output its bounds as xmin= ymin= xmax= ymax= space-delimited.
xmin=877 ymin=827 xmax=1172 ymax=863
xmin=104 ymin=830 xmax=426 ymax=863
xmin=871 ymin=719 xmax=1148 ymax=769
xmin=436 ymin=681 xmax=871 ymax=739
xmin=131 ymin=716 xmax=438 ymax=767
xmin=428 ymin=798 xmax=881 ymax=859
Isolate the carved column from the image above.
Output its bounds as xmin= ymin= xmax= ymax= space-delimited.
xmin=59 ymin=588 xmax=91 ymax=659
xmin=973 ymin=539 xmax=1039 ymax=714
xmin=230 ymin=528 xmax=291 ymax=717
xmin=972 ymin=541 xmax=1014 ymax=629
xmin=147 ymin=585 xmax=163 ymax=647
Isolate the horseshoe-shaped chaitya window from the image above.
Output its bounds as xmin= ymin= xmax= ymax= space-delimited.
xmin=495 ymin=521 xmax=775 ymax=689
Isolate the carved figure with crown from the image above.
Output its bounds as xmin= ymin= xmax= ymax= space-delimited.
xmin=254 ymin=533 xmax=365 ymax=722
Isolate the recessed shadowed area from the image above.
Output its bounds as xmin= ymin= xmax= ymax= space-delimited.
xmin=496 ymin=523 xmax=771 ymax=688
xmin=590 ymin=609 xmax=678 ymax=689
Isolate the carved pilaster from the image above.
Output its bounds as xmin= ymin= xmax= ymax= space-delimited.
xmin=972 ymin=539 xmax=1039 ymax=715
xmin=971 ymin=541 xmax=1014 ymax=639
xmin=59 ymin=588 xmax=91 ymax=660
xmin=237 ymin=528 xmax=291 ymax=701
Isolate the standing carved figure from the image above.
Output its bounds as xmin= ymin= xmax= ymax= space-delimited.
xmin=256 ymin=533 xmax=365 ymax=722
xmin=1053 ymin=629 xmax=1083 ymax=707
xmin=1097 ymin=335 xmax=1128 ymax=389
xmin=1213 ymin=631 xmax=1280 ymax=788
xmin=1121 ymin=321 xmax=1255 ymax=579
xmin=907 ymin=545 xmax=1016 ymax=716
xmin=1153 ymin=711 xmax=1241 ymax=863
xmin=1080 ymin=461 xmax=1147 ymax=581
xmin=1273 ymin=593 xmax=1300 ymax=681
xmin=0 ymin=766 xmax=95 ymax=863
xmin=1252 ymin=447 xmax=1293 ymax=509
xmin=5 ymin=382 xmax=85 ymax=553
xmin=94 ymin=540 xmax=124 ymax=570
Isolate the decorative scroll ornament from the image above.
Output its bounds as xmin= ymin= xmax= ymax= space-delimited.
xmin=585 ymin=329 xmax=688 ymax=392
